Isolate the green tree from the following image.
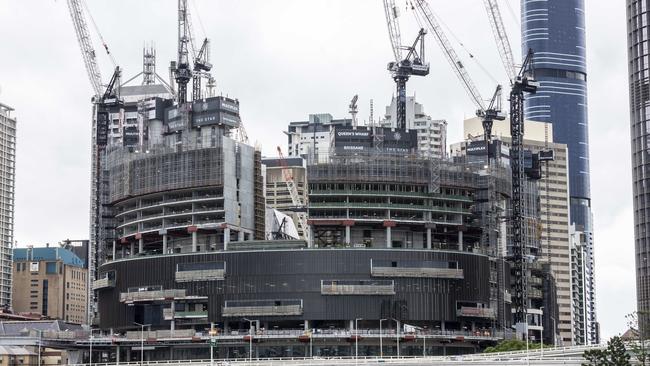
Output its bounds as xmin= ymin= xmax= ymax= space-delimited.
xmin=609 ymin=336 xmax=631 ymax=366
xmin=582 ymin=336 xmax=631 ymax=366
xmin=626 ymin=311 xmax=649 ymax=365
xmin=582 ymin=349 xmax=608 ymax=366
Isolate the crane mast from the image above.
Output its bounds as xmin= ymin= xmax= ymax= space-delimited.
xmin=510 ymin=49 xmax=539 ymax=326
xmin=67 ymin=0 xmax=104 ymax=98
xmin=175 ymin=0 xmax=192 ymax=104
xmin=277 ymin=147 xmax=310 ymax=246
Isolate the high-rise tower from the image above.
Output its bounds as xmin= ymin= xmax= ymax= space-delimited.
xmin=0 ymin=102 xmax=15 ymax=308
xmin=628 ymin=0 xmax=650 ymax=337
xmin=521 ymin=0 xmax=597 ymax=345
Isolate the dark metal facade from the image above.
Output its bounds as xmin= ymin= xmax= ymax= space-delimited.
xmin=628 ymin=0 xmax=650 ymax=337
xmin=97 ymin=249 xmax=503 ymax=330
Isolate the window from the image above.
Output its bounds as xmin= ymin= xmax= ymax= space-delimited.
xmin=46 ymin=262 xmax=57 ymax=274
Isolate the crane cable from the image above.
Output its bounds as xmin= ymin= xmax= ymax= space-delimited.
xmin=81 ymin=0 xmax=116 ymax=68
xmin=503 ymin=0 xmax=521 ymax=27
xmin=407 ymin=0 xmax=500 ymax=90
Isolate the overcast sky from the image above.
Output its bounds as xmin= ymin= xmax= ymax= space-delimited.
xmin=0 ymin=0 xmax=631 ymax=340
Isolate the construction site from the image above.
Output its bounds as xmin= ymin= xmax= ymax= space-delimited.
xmin=34 ymin=0 xmax=596 ymax=362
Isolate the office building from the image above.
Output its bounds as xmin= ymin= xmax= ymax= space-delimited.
xmin=0 ymin=103 xmax=15 ymax=309
xmin=627 ymin=0 xmax=650 ymax=338
xmin=12 ymin=247 xmax=87 ymax=324
xmin=383 ymin=96 xmax=447 ymax=158
xmin=286 ymin=114 xmax=352 ymax=161
xmin=521 ymin=1 xmax=596 ymax=343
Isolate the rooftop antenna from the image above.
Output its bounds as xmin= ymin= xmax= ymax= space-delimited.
xmin=142 ymin=43 xmax=156 ymax=85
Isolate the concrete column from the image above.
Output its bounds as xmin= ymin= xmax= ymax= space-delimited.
xmin=304 ymin=320 xmax=310 ymax=330
xmin=162 ymin=234 xmax=168 ymax=254
xmin=112 ymin=240 xmax=117 ymax=259
xmin=139 ymin=238 xmax=144 ymax=254
xmin=238 ymin=230 xmax=245 ymax=242
xmin=309 ymin=226 xmax=314 ymax=248
xmin=224 ymin=228 xmax=230 ymax=250
xmin=426 ymin=228 xmax=432 ymax=249
xmin=116 ymin=345 xmax=120 ymax=365
xmin=345 ymin=226 xmax=351 ymax=245
xmin=441 ymin=321 xmax=446 ymax=331
xmin=386 ymin=226 xmax=392 ymax=248
xmin=171 ymin=300 xmax=176 ymax=333
xmin=348 ymin=320 xmax=354 ymax=331
xmin=192 ymin=232 xmax=198 ymax=252
xmin=458 ymin=231 xmax=463 ymax=251
xmin=121 ymin=246 xmax=126 ymax=259
xmin=130 ymin=242 xmax=135 ymax=257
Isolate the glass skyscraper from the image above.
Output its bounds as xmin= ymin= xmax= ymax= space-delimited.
xmin=521 ymin=0 xmax=597 ymax=344
xmin=628 ymin=0 xmax=650 ymax=337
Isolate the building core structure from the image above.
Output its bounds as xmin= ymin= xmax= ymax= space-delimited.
xmin=0 ymin=103 xmax=15 ymax=308
xmin=627 ymin=0 xmax=650 ymax=339
xmin=521 ymin=0 xmax=597 ymax=344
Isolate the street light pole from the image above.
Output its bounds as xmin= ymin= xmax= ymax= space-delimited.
xmin=539 ymin=306 xmax=544 ymax=358
xmin=134 ymin=322 xmax=150 ymax=366
xmin=355 ymin=318 xmax=363 ymax=363
xmin=423 ymin=330 xmax=426 ymax=357
xmin=38 ymin=329 xmax=42 ymax=366
xmin=379 ymin=319 xmax=386 ymax=359
xmin=209 ymin=323 xmax=217 ymax=366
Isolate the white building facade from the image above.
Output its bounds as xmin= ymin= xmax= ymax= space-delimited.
xmin=383 ymin=96 xmax=447 ymax=159
xmin=0 ymin=103 xmax=15 ymax=308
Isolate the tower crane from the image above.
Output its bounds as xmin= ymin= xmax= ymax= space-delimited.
xmin=384 ymin=0 xmax=430 ymax=130
xmin=277 ymin=147 xmax=310 ymax=246
xmin=409 ymin=0 xmax=541 ymax=329
xmin=481 ymin=0 xmax=544 ymax=327
xmin=509 ymin=49 xmax=539 ymax=326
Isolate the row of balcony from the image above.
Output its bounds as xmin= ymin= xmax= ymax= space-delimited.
xmin=117 ymin=194 xmax=224 ymax=217
xmin=309 ymin=201 xmax=469 ymax=214
xmin=310 ymin=190 xmax=473 ymax=202
xmin=371 ymin=266 xmax=464 ymax=279
xmin=120 ymin=289 xmax=186 ymax=303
